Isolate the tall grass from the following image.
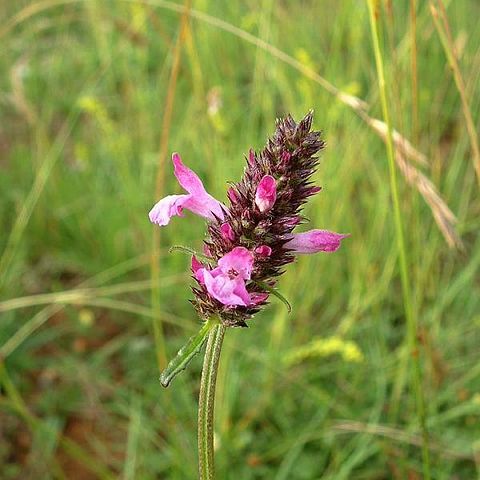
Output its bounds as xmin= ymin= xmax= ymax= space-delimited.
xmin=1 ymin=1 xmax=479 ymax=478
xmin=366 ymin=1 xmax=430 ymax=477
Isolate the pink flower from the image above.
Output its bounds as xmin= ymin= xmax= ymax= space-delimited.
xmin=193 ymin=247 xmax=265 ymax=307
xmin=254 ymin=245 xmax=272 ymax=257
xmin=149 ymin=153 xmax=225 ymax=226
xmin=285 ymin=230 xmax=349 ymax=254
xmin=255 ymin=175 xmax=276 ymax=213
xmin=220 ymin=222 xmax=235 ymax=241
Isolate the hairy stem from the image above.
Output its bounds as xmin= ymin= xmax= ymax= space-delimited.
xmin=198 ymin=322 xmax=226 ymax=480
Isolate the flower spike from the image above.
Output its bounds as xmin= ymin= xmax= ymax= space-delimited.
xmin=150 ymin=112 xmax=348 ymax=327
xmin=152 ymin=112 xmax=349 ymax=478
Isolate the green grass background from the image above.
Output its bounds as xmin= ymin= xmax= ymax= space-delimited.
xmin=1 ymin=0 xmax=479 ymax=478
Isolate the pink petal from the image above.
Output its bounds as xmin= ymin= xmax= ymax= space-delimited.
xmin=191 ymin=256 xmax=203 ymax=273
xmin=220 ymin=222 xmax=235 ymax=241
xmin=217 ymin=247 xmax=254 ymax=280
xmin=195 ymin=265 xmax=221 ymax=284
xmin=232 ymin=278 xmax=252 ymax=306
xmin=172 ymin=153 xmax=205 ymax=195
xmin=148 ymin=194 xmax=189 ymax=226
xmin=195 ymin=267 xmax=207 ymax=284
xmin=202 ymin=270 xmax=248 ymax=306
xmin=171 ymin=152 xmax=226 ymax=221
xmin=285 ymin=230 xmax=349 ymax=254
xmin=209 ymin=266 xmax=223 ymax=278
xmin=254 ymin=245 xmax=272 ymax=257
xmin=255 ymin=175 xmax=277 ymax=213
xmin=182 ymin=194 xmax=225 ymax=221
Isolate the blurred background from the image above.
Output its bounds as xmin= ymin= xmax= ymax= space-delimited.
xmin=1 ymin=0 xmax=479 ymax=478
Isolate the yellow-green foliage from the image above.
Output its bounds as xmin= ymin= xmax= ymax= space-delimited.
xmin=285 ymin=335 xmax=364 ymax=365
xmin=77 ymin=95 xmax=114 ymax=135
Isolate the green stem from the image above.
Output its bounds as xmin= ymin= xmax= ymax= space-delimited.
xmin=366 ymin=2 xmax=431 ymax=479
xmin=198 ymin=322 xmax=226 ymax=480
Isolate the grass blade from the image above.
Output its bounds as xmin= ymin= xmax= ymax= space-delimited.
xmin=366 ymin=1 xmax=431 ymax=478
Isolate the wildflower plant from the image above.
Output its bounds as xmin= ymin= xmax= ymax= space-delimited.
xmin=149 ymin=112 xmax=347 ymax=479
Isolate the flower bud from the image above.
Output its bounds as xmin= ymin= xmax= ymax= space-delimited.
xmin=254 ymin=245 xmax=272 ymax=257
xmin=255 ymin=175 xmax=277 ymax=213
xmin=220 ymin=222 xmax=235 ymax=241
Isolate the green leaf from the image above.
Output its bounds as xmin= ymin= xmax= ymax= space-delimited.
xmin=253 ymin=280 xmax=292 ymax=313
xmin=159 ymin=319 xmax=217 ymax=388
